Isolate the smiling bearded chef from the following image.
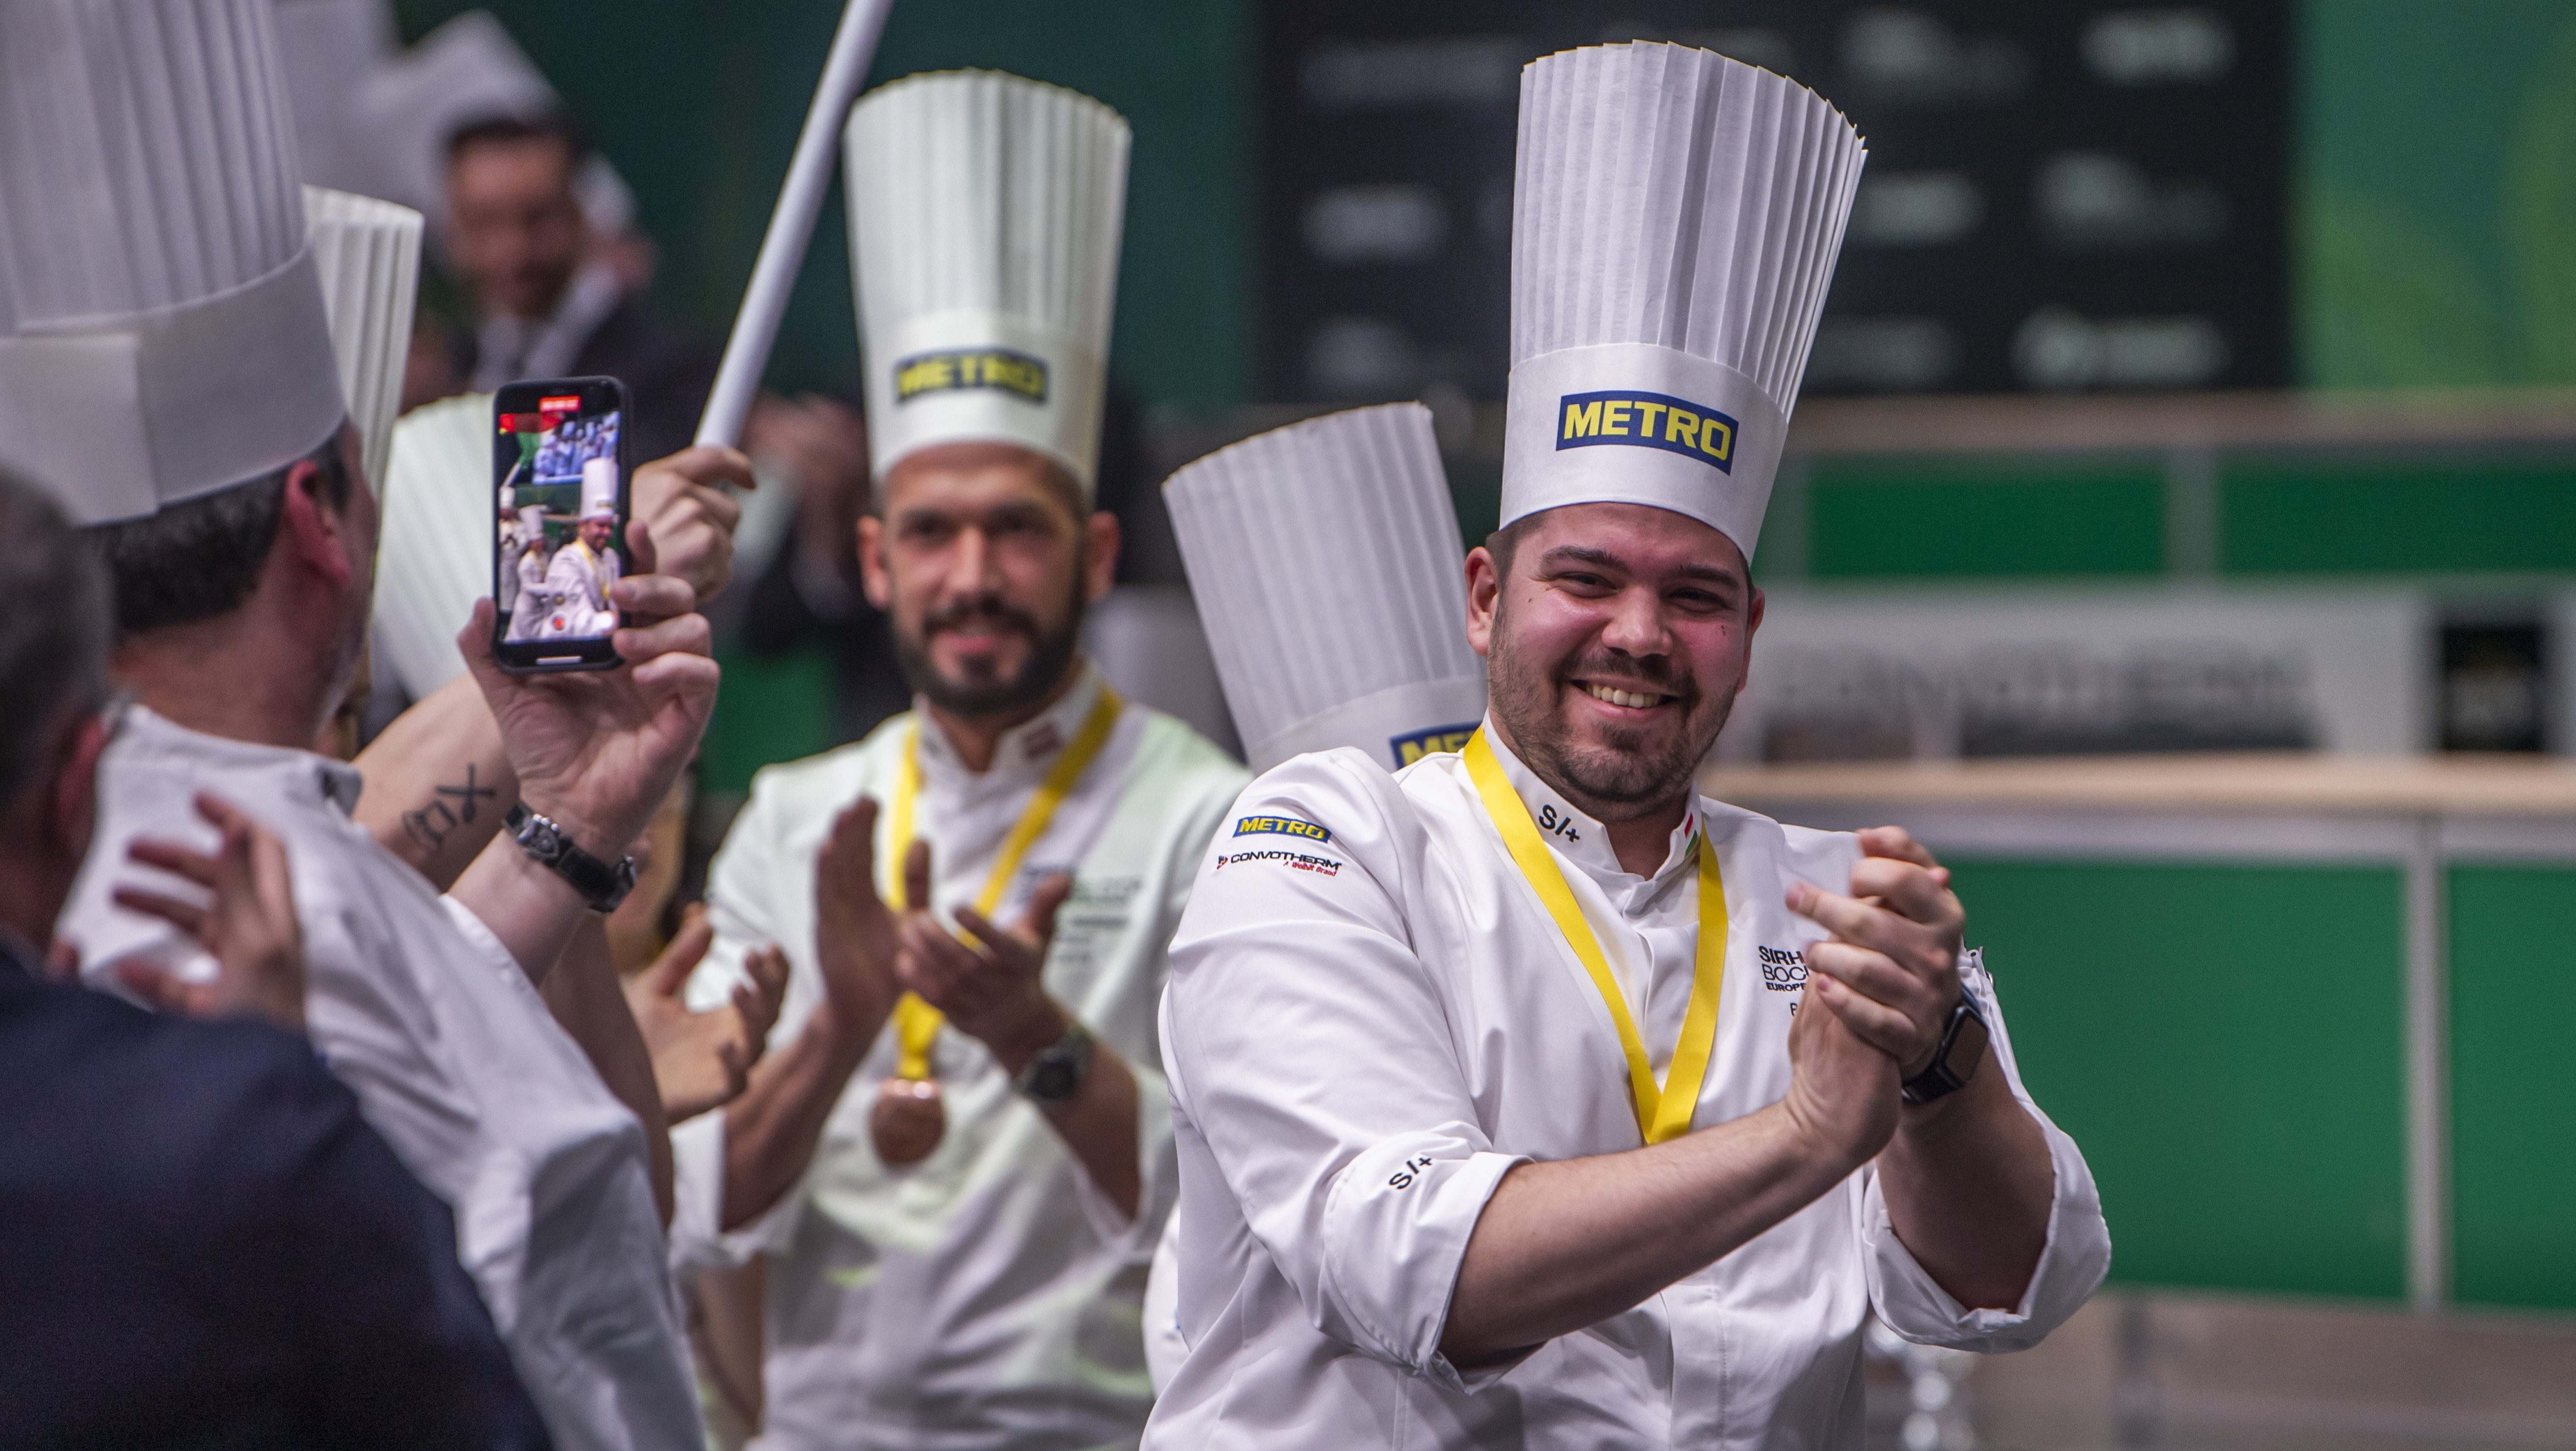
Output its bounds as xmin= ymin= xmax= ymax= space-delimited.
xmin=1145 ymin=42 xmax=2110 ymax=1449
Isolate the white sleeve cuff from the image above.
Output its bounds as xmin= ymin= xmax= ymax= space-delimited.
xmin=1317 ymin=1142 xmax=1528 ymax=1381
xmin=1863 ymin=959 xmax=2112 ymax=1352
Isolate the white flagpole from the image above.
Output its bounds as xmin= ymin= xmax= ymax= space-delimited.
xmin=693 ymin=0 xmax=894 ymax=449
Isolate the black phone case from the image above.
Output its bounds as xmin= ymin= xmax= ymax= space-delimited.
xmin=492 ymin=377 xmax=631 ymax=674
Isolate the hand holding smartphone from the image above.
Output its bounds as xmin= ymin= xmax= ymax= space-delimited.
xmin=493 ymin=378 xmax=631 ymax=673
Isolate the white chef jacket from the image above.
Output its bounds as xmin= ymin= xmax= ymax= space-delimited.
xmin=1147 ymin=729 xmax=2110 ymax=1449
xmin=540 ymin=538 xmax=621 ymax=638
xmin=671 ymin=664 xmax=1249 ymax=1450
xmin=60 ymin=708 xmax=704 ymax=1451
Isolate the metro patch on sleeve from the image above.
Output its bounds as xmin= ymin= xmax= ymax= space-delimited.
xmin=1232 ymin=815 xmax=1332 ymax=845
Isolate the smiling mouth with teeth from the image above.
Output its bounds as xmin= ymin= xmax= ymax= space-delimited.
xmin=1579 ymin=682 xmax=1673 ymax=709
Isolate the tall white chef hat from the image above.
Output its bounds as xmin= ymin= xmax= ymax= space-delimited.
xmin=844 ymin=70 xmax=1130 ymax=500
xmin=305 ymin=187 xmax=422 ymax=495
xmin=579 ymin=455 xmax=619 ymax=521
xmin=1166 ymin=403 xmax=1486 ymax=773
xmin=1502 ymin=43 xmax=1864 ymax=562
xmin=0 ymin=0 xmax=346 ymax=526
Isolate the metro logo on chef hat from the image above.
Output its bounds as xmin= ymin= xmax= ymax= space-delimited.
xmin=844 ymin=71 xmax=1130 ymax=500
xmin=1503 ymin=43 xmax=1865 ymax=561
xmin=1166 ymin=403 xmax=1486 ymax=774
xmin=0 ymin=0 xmax=347 ymax=526
xmin=305 ymin=186 xmax=422 ymax=496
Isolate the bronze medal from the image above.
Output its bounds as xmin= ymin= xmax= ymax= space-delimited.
xmin=869 ymin=1076 xmax=945 ymax=1165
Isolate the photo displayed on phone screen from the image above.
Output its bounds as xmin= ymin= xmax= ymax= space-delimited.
xmin=494 ymin=384 xmax=625 ymax=661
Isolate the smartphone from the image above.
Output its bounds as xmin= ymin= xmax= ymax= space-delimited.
xmin=492 ymin=377 xmax=630 ymax=673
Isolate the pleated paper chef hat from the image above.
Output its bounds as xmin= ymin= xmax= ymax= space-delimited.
xmin=0 ymin=0 xmax=346 ymax=526
xmin=305 ymin=187 xmax=422 ymax=496
xmin=1503 ymin=43 xmax=1864 ymax=562
xmin=845 ymin=71 xmax=1130 ymax=500
xmin=1167 ymin=404 xmax=1486 ymax=774
xmin=580 ymin=456 xmax=619 ymax=521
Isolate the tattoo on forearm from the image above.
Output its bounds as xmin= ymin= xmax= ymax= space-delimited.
xmin=400 ymin=763 xmax=501 ymax=853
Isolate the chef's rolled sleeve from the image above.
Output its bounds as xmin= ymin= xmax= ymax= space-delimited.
xmin=1163 ymin=755 xmax=1526 ymax=1388
xmin=1862 ymin=956 xmax=2111 ymax=1352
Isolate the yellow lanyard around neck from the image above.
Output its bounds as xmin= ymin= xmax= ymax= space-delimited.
xmin=883 ymin=685 xmax=1124 ymax=1080
xmin=1461 ymin=729 xmax=1727 ymax=1145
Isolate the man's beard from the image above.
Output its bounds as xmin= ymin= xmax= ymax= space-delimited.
xmin=1486 ymin=610 xmax=1737 ymax=818
xmin=893 ymin=581 xmax=1087 ymax=720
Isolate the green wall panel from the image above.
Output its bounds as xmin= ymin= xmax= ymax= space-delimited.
xmin=1947 ymin=860 xmax=2407 ymax=1300
xmin=700 ymin=642 xmax=839 ymax=796
xmin=2447 ymin=864 xmax=2576 ymax=1312
xmin=2220 ymin=462 xmax=2576 ymax=574
xmin=1806 ymin=462 xmax=2165 ymax=580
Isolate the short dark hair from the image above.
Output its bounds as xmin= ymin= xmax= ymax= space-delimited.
xmin=1482 ymin=513 xmax=1541 ymax=577
xmin=444 ymin=111 xmax=591 ymax=170
xmin=0 ymin=469 xmax=112 ymax=812
xmin=84 ymin=432 xmax=352 ymax=636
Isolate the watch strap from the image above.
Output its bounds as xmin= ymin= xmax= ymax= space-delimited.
xmin=506 ymin=802 xmax=638 ymax=914
xmin=1013 ymin=1020 xmax=1096 ymax=1104
xmin=1900 ymin=980 xmax=1989 ymax=1105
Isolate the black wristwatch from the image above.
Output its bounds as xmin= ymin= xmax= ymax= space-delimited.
xmin=506 ymin=803 xmax=637 ymax=915
xmin=1900 ymin=978 xmax=1990 ymax=1105
xmin=1014 ymin=1021 xmax=1096 ymax=1105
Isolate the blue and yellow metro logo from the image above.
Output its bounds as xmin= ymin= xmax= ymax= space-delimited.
xmin=1233 ymin=815 xmax=1333 ymax=845
xmin=1557 ymin=390 xmax=1736 ymax=472
xmin=1389 ymin=722 xmax=1479 ymax=767
xmin=894 ymin=347 xmax=1050 ymax=405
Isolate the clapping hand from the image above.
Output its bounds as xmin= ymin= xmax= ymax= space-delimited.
xmin=892 ymin=839 xmax=1074 ymax=1072
xmin=110 ymin=792 xmax=306 ymax=1030
xmin=1786 ymin=826 xmax=1968 ymax=1082
xmin=625 ymin=906 xmax=789 ymax=1123
xmin=811 ymin=799 xmax=904 ymax=1042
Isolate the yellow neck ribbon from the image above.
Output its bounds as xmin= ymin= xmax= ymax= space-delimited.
xmin=883 ymin=686 xmax=1124 ymax=1080
xmin=1461 ymin=729 xmax=1728 ymax=1145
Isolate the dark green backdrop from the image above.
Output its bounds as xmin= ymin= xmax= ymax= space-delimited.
xmin=395 ymin=0 xmax=1253 ymax=412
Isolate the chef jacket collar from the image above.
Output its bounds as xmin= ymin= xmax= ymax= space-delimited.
xmin=114 ymin=705 xmax=366 ymax=819
xmin=913 ymin=659 xmax=1109 ymax=785
xmin=1480 ymin=718 xmax=1700 ymax=888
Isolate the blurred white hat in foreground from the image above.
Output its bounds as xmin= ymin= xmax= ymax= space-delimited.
xmin=0 ymin=0 xmax=345 ymax=524
xmin=1166 ymin=402 xmax=1485 ymax=774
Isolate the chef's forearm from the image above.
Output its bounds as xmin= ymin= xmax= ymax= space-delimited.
xmin=719 ymin=1010 xmax=877 ymax=1230
xmin=982 ymin=1000 xmax=1143 ymax=1220
xmin=544 ymin=916 xmax=674 ymax=1226
xmin=1874 ymin=1054 xmax=2053 ymax=1312
xmin=353 ymin=675 xmax=518 ymax=890
xmin=1439 ymin=1102 xmax=1862 ymax=1369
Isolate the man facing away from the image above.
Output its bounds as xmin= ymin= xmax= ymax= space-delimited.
xmin=0 ymin=5 xmax=718 ymax=1447
xmin=1147 ymin=44 xmax=2109 ymax=1447
xmin=0 ymin=468 xmax=551 ymax=1449
xmin=667 ymin=70 xmax=1249 ymax=1449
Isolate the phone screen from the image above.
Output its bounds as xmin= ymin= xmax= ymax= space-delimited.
xmin=493 ymin=378 xmax=628 ymax=670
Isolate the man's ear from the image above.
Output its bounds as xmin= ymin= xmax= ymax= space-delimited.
xmin=276 ymin=458 xmax=356 ymax=589
xmin=1463 ymin=546 xmax=1501 ymax=660
xmin=856 ymin=515 xmax=891 ymax=610
xmin=1081 ymin=510 xmax=1122 ymax=605
xmin=44 ymin=713 xmax=108 ymax=865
